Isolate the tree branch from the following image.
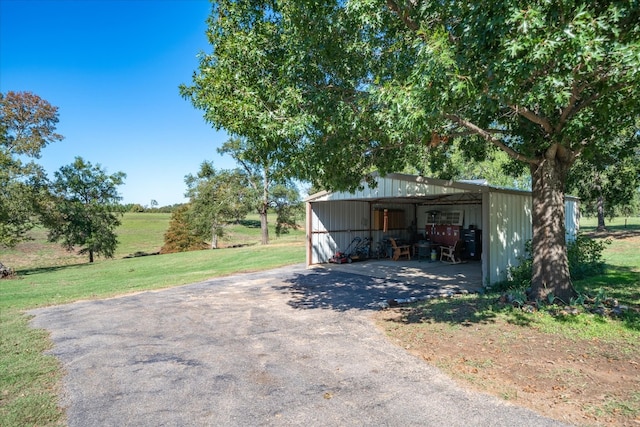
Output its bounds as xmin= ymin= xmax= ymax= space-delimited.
xmin=385 ymin=0 xmax=419 ymax=31
xmin=556 ymin=81 xmax=583 ymax=133
xmin=445 ymin=114 xmax=539 ymax=165
xmin=510 ymin=105 xmax=554 ymax=134
xmin=556 ymin=62 xmax=631 ymax=132
xmin=571 ymin=81 xmax=628 ymax=119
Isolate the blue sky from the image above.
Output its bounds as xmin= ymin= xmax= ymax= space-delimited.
xmin=1 ymin=0 xmax=236 ymax=206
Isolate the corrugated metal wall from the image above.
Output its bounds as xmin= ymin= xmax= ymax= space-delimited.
xmin=309 ymin=201 xmax=373 ymax=263
xmin=486 ymin=192 xmax=533 ymax=284
xmin=310 ymin=201 xmax=418 ymax=263
xmin=565 ymin=197 xmax=580 ymax=242
xmin=485 ymin=194 xmax=580 ymax=284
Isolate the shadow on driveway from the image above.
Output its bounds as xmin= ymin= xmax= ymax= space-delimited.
xmin=279 ymin=268 xmax=472 ymax=311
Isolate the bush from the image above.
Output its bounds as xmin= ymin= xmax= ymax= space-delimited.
xmin=492 ymin=234 xmax=610 ymax=291
xmin=160 ymin=205 xmax=208 ymax=254
xmin=567 ymin=234 xmax=610 ymax=280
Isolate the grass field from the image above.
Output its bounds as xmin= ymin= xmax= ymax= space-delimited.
xmin=1 ymin=214 xmax=638 ymax=426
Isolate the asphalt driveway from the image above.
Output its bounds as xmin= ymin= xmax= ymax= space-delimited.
xmin=29 ymin=264 xmax=568 ymax=426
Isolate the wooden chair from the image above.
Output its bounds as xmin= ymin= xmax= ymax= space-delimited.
xmin=440 ymin=240 xmax=464 ymax=264
xmin=389 ymin=238 xmax=411 ymax=261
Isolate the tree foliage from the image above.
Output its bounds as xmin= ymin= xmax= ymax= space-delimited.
xmin=160 ymin=204 xmax=207 ymax=254
xmin=567 ymin=125 xmax=640 ymax=229
xmin=42 ymin=157 xmax=126 ymax=263
xmin=184 ymin=1 xmax=640 ymax=302
xmin=184 ymin=162 xmax=254 ymax=248
xmin=443 ymin=143 xmax=531 ymax=190
xmin=271 ymin=182 xmax=303 ymax=237
xmin=0 ymin=91 xmax=63 ymax=248
xmin=216 ymin=137 xmax=299 ymax=245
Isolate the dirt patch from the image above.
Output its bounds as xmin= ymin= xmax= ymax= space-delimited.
xmin=375 ymin=308 xmax=639 ymax=426
xmin=374 ymin=233 xmax=640 ymax=427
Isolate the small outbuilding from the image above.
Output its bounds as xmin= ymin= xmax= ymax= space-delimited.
xmin=305 ymin=173 xmax=580 ymax=286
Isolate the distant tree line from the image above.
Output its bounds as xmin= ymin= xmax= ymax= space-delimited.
xmin=124 ymin=203 xmax=185 ymax=214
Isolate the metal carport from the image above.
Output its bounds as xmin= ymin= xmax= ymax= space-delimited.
xmin=305 ymin=173 xmax=579 ymax=286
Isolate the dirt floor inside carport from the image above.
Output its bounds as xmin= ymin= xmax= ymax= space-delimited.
xmin=369 ymin=235 xmax=640 ymax=427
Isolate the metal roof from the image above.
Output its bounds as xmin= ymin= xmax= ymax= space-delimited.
xmin=304 ymin=172 xmax=553 ymax=205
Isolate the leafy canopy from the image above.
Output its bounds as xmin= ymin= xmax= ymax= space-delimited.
xmin=184 ymin=1 xmax=640 ymax=189
xmin=0 ymin=91 xmax=64 ymax=247
xmin=43 ymin=157 xmax=126 ymax=263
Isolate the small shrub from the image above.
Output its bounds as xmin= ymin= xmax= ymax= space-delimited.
xmin=567 ymin=234 xmax=610 ymax=280
xmin=492 ymin=235 xmax=609 ymax=291
xmin=160 ymin=205 xmax=208 ymax=254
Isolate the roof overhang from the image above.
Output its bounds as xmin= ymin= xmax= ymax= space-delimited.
xmin=305 ymin=172 xmax=537 ymax=205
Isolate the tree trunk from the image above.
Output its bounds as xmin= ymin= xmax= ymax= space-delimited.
xmin=596 ymin=195 xmax=607 ymax=231
xmin=211 ymin=225 xmax=218 ymax=249
xmin=259 ymin=206 xmax=269 ymax=245
xmin=529 ymin=153 xmax=577 ymax=303
xmin=0 ymin=261 xmax=15 ymax=278
xmin=89 ymin=249 xmax=94 ymax=263
xmin=596 ymin=195 xmax=606 ymax=232
xmin=592 ymin=171 xmax=606 ymax=231
xmin=259 ymin=169 xmax=270 ymax=245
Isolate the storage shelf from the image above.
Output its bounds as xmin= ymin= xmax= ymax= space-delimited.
xmin=426 ymin=210 xmax=464 ymax=226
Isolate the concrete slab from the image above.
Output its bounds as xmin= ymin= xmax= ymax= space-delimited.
xmin=317 ymin=259 xmax=484 ymax=295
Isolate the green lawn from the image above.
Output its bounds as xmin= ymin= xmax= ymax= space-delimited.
xmin=580 ymin=215 xmax=640 ymax=232
xmin=113 ymin=212 xmax=170 ymax=257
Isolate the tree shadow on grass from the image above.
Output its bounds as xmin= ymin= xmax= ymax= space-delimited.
xmin=237 ymin=219 xmax=261 ymax=228
xmin=576 ymin=264 xmax=640 ymax=304
xmin=391 ymin=296 xmax=502 ymax=326
xmin=582 ymin=226 xmax=640 ymax=240
xmin=16 ymin=262 xmax=90 ymax=276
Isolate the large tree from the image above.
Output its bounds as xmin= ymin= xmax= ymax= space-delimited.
xmin=217 ymin=137 xmax=299 ymax=245
xmin=184 ymin=162 xmax=254 ymax=248
xmin=0 ymin=91 xmax=63 ymax=247
xmin=567 ymin=126 xmax=640 ymax=230
xmin=42 ymin=157 xmax=126 ymax=263
xmin=184 ymin=1 xmax=640 ymax=302
xmin=0 ymin=91 xmax=63 ymax=275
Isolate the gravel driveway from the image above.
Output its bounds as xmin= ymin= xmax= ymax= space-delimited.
xmin=29 ymin=264 xmax=568 ymax=426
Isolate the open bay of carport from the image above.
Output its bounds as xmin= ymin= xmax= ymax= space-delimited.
xmin=29 ymin=264 xmax=567 ymax=426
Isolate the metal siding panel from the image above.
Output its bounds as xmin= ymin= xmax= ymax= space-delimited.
xmin=310 ymin=201 xmax=373 ymax=263
xmin=488 ymin=192 xmax=532 ymax=284
xmin=466 ymin=205 xmax=482 ymax=229
xmin=565 ymin=198 xmax=580 ymax=242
